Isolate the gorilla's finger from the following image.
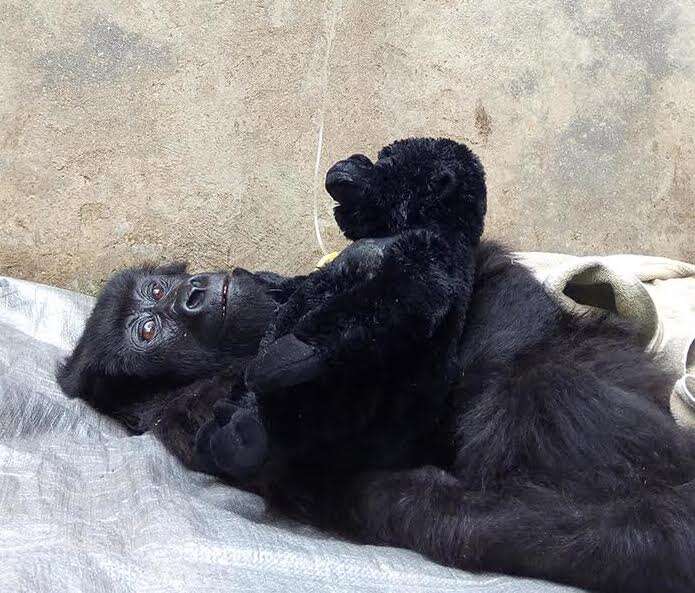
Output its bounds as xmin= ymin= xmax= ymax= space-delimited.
xmin=245 ymin=334 xmax=325 ymax=393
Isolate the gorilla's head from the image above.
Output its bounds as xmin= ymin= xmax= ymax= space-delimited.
xmin=57 ymin=262 xmax=281 ymax=414
xmin=326 ymin=136 xmax=486 ymax=240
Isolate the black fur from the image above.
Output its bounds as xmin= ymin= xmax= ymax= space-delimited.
xmin=276 ymin=243 xmax=693 ymax=593
xmin=57 ymin=138 xmax=695 ymax=593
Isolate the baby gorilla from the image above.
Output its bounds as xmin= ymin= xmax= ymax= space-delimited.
xmin=58 ymin=137 xmax=484 ymax=478
xmin=59 ymin=137 xmax=695 ymax=593
xmin=194 ymin=138 xmax=486 ymax=480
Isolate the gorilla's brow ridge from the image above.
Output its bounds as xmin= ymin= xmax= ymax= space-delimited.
xmin=104 ymin=269 xmax=144 ymax=327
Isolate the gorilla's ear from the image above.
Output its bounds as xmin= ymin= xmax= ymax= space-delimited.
xmin=56 ymin=345 xmax=115 ymax=412
xmin=245 ymin=334 xmax=325 ymax=393
xmin=57 ymin=357 xmax=124 ymax=419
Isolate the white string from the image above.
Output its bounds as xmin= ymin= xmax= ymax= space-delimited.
xmin=311 ymin=0 xmax=340 ymax=255
xmin=312 ymin=120 xmax=328 ymax=255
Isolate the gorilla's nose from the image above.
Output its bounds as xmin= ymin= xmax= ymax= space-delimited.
xmin=177 ymin=274 xmax=210 ymax=317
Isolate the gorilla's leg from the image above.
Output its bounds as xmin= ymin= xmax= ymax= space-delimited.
xmin=326 ymin=466 xmax=695 ymax=593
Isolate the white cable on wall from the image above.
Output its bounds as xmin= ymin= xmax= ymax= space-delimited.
xmin=311 ymin=0 xmax=342 ymax=256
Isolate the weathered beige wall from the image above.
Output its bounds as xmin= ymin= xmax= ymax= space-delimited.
xmin=1 ymin=0 xmax=693 ymax=293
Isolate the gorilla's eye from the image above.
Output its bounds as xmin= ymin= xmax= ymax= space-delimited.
xmin=152 ymin=283 xmax=165 ymax=301
xmin=141 ymin=319 xmax=157 ymax=342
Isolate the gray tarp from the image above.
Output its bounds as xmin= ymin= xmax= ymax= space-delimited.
xmin=1 ymin=251 xmax=693 ymax=593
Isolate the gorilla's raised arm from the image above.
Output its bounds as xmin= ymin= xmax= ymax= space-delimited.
xmin=58 ymin=136 xmax=487 ymax=489
xmin=198 ymin=138 xmax=486 ymax=482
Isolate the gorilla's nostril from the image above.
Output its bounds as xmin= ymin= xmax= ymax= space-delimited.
xmin=186 ymin=288 xmax=205 ymax=310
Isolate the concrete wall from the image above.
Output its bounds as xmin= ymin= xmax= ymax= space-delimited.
xmin=1 ymin=0 xmax=693 ymax=293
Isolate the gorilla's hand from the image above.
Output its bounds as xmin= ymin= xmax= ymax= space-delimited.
xmin=246 ymin=334 xmax=325 ymax=392
xmin=325 ymin=140 xmax=486 ymax=241
xmin=194 ymin=399 xmax=268 ymax=479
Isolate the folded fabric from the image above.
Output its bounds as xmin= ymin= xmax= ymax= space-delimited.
xmin=671 ymin=340 xmax=695 ymax=429
xmin=514 ymin=252 xmax=695 ymax=428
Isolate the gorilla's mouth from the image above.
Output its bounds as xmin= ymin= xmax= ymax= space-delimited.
xmin=221 ymin=275 xmax=230 ymax=322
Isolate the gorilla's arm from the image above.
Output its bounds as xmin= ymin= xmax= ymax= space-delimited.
xmin=196 ymin=140 xmax=487 ymax=480
xmin=246 ymin=143 xmax=485 ymax=392
xmin=246 ymin=230 xmax=474 ymax=392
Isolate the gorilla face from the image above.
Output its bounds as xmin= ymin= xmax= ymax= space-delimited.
xmin=115 ymin=266 xmax=272 ymax=368
xmin=126 ymin=267 xmax=228 ymax=354
xmin=57 ymin=262 xmax=281 ymax=412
